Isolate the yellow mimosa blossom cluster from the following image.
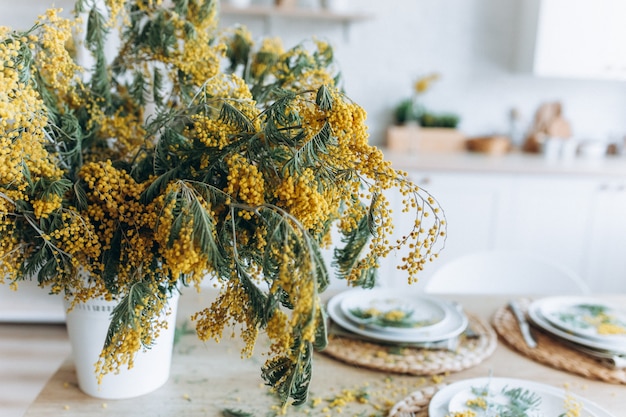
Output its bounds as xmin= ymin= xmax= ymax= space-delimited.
xmin=274 ymin=168 xmax=330 ymax=232
xmin=193 ymin=277 xmax=260 ymax=358
xmin=250 ymin=37 xmax=284 ymax=79
xmin=94 ymin=283 xmax=170 ymax=380
xmin=35 ymin=9 xmax=81 ymax=98
xmin=597 ymin=322 xmax=626 ymax=335
xmin=93 ymin=106 xmax=147 ymax=161
xmin=0 ymin=12 xmax=74 ymax=282
xmin=446 ymin=411 xmax=476 ymax=417
xmin=563 ymin=393 xmax=583 ymax=417
xmin=226 ymin=154 xmax=266 ymax=218
xmin=414 ymin=72 xmax=440 ymax=94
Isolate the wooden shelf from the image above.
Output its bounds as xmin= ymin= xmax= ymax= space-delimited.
xmin=221 ymin=4 xmax=373 ymax=22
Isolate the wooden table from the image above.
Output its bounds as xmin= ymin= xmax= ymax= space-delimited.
xmin=19 ymin=293 xmax=626 ymax=416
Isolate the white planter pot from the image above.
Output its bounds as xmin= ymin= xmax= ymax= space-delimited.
xmin=64 ymin=292 xmax=179 ymax=399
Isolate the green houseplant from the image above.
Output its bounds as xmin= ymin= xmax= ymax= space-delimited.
xmin=388 ymin=73 xmax=463 ymax=152
xmin=0 ymin=0 xmax=445 ymax=406
xmin=392 ymin=73 xmax=460 ymax=128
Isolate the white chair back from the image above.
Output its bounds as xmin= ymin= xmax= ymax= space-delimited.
xmin=423 ymin=250 xmax=590 ymax=295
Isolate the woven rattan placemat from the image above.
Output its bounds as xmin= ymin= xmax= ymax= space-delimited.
xmin=322 ymin=313 xmax=497 ymax=376
xmin=492 ymin=298 xmax=626 ymax=384
xmin=388 ymin=383 xmax=446 ymax=417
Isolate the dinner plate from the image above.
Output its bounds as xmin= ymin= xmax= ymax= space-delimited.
xmin=528 ymin=301 xmax=626 ymax=355
xmin=327 ymin=290 xmax=467 ymax=343
xmin=536 ymin=296 xmax=626 ymax=343
xmin=339 ymin=288 xmax=448 ymax=333
xmin=428 ymin=377 xmax=612 ymax=417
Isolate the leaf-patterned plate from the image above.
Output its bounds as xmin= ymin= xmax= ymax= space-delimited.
xmin=537 ymin=297 xmax=626 ymax=343
xmin=327 ymin=290 xmax=467 ymax=343
xmin=339 ymin=288 xmax=448 ymax=333
xmin=429 ymin=377 xmax=603 ymax=417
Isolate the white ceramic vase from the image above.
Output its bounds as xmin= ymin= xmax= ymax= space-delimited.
xmin=64 ymin=292 xmax=179 ymax=399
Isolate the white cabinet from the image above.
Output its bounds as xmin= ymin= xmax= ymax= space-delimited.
xmin=518 ymin=0 xmax=626 ymax=80
xmin=498 ymin=176 xmax=598 ymax=278
xmin=381 ymin=172 xmax=511 ymax=289
xmin=389 ymin=169 xmax=626 ymax=293
xmin=412 ymin=172 xmax=511 ymax=267
xmin=585 ymin=179 xmax=626 ymax=292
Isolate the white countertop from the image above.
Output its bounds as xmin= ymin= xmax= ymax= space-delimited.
xmin=381 ymin=148 xmax=626 ymax=177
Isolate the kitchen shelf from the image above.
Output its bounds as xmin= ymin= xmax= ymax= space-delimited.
xmin=221 ymin=4 xmax=373 ymax=22
xmin=220 ymin=4 xmax=374 ymax=38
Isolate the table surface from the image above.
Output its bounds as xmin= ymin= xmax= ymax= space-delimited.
xmin=11 ymin=292 xmax=626 ymax=416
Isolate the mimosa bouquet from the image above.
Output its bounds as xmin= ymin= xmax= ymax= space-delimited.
xmin=0 ymin=0 xmax=445 ymax=405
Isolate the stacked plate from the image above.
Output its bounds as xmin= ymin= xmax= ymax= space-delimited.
xmin=527 ymin=296 xmax=626 ymax=367
xmin=326 ymin=288 xmax=468 ymax=346
xmin=428 ymin=377 xmax=613 ymax=417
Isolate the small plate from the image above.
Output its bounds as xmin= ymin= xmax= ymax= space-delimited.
xmin=327 ymin=290 xmax=467 ymax=343
xmin=429 ymin=377 xmax=605 ymax=417
xmin=537 ymin=296 xmax=626 ymax=343
xmin=339 ymin=289 xmax=448 ymax=333
xmin=528 ymin=301 xmax=626 ymax=355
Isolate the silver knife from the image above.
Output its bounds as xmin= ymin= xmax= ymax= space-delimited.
xmin=508 ymin=300 xmax=537 ymax=348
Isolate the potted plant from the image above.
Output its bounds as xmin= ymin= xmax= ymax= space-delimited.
xmin=387 ymin=73 xmax=464 ymax=153
xmin=0 ymin=0 xmax=445 ymax=406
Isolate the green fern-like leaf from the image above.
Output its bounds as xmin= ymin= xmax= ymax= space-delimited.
xmin=41 ymin=178 xmax=72 ymax=199
xmin=130 ymin=70 xmax=147 ymax=106
xmin=219 ymin=102 xmax=255 ymax=133
xmin=72 ymin=182 xmax=89 ymax=211
xmin=189 ymin=192 xmax=223 ymax=267
xmin=261 ymin=340 xmax=312 ymax=406
xmin=101 ymin=229 xmax=122 ymax=294
xmin=105 ymin=281 xmax=151 ymax=348
xmin=333 ymin=214 xmax=372 ymax=280
xmin=315 ymin=85 xmax=333 ymax=111
xmin=283 ymin=122 xmax=335 ymax=177
xmin=234 ymin=262 xmax=270 ymax=326
xmin=313 ymin=307 xmax=328 ymax=350
xmin=152 ymin=65 xmax=164 ymax=107
xmin=141 ymin=167 xmax=181 ymax=204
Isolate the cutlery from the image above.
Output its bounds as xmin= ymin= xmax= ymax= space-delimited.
xmin=508 ymin=300 xmax=537 ymax=349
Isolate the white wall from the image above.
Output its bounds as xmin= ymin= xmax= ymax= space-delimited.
xmin=4 ymin=0 xmax=626 ymax=146
xmin=221 ymin=0 xmax=626 ymax=146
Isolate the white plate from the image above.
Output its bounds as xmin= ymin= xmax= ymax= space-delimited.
xmin=528 ymin=300 xmax=626 ymax=355
xmin=339 ymin=288 xmax=448 ymax=333
xmin=327 ymin=290 xmax=467 ymax=343
xmin=537 ymin=296 xmax=626 ymax=343
xmin=429 ymin=377 xmax=611 ymax=417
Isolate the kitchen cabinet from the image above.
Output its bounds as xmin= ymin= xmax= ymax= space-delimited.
xmin=379 ymin=172 xmax=512 ymax=289
xmin=585 ymin=179 xmax=626 ymax=292
xmin=379 ymin=162 xmax=626 ymax=293
xmin=517 ymin=0 xmax=626 ymax=80
xmin=498 ymin=176 xmax=597 ymax=277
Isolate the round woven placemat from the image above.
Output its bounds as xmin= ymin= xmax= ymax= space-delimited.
xmin=492 ymin=298 xmax=626 ymax=384
xmin=388 ymin=383 xmax=446 ymax=417
xmin=322 ymin=313 xmax=497 ymax=375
